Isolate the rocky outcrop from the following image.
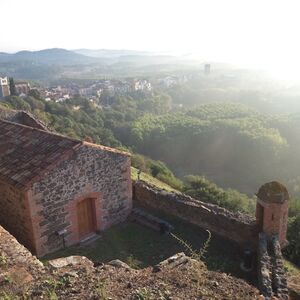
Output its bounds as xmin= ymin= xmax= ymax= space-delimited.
xmin=0 ymin=224 xmax=261 ymax=299
xmin=0 ymin=225 xmax=44 ymax=295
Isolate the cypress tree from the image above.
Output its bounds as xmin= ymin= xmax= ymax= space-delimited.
xmin=9 ymin=77 xmax=17 ymax=96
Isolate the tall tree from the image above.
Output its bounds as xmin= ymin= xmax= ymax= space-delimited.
xmin=9 ymin=77 xmax=17 ymax=96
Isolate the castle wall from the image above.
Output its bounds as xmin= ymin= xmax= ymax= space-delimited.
xmin=133 ymin=181 xmax=258 ymax=248
xmin=0 ymin=108 xmax=48 ymax=130
xmin=258 ymin=233 xmax=289 ymax=299
xmin=0 ymin=180 xmax=35 ymax=252
xmin=18 ymin=111 xmax=49 ymax=130
xmin=29 ymin=145 xmax=132 ymax=256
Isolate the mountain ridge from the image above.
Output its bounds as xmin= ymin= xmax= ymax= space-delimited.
xmin=0 ymin=48 xmax=98 ymax=65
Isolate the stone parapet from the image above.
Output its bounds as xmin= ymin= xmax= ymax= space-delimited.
xmin=257 ymin=233 xmax=289 ymax=300
xmin=0 ymin=107 xmax=49 ymax=131
xmin=133 ymin=180 xmax=257 ymax=248
xmin=270 ymin=236 xmax=289 ymax=299
xmin=258 ymin=233 xmax=273 ymax=298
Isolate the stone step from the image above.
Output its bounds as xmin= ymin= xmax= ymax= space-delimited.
xmin=79 ymin=234 xmax=101 ymax=245
xmin=130 ymin=207 xmax=174 ymax=233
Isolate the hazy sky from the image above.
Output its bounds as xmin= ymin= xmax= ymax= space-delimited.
xmin=1 ymin=0 xmax=300 ymax=76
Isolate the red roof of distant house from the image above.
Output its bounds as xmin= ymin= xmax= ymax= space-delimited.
xmin=0 ymin=119 xmax=129 ymax=190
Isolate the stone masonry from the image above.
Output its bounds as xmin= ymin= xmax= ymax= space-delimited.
xmin=256 ymin=181 xmax=289 ymax=247
xmin=133 ymin=180 xmax=292 ymax=299
xmin=258 ymin=233 xmax=289 ymax=299
xmin=0 ymin=119 xmax=132 ymax=257
xmin=0 ymin=181 xmax=34 ymax=252
xmin=0 ymin=107 xmax=49 ymax=131
xmin=30 ymin=143 xmax=132 ymax=255
xmin=133 ymin=180 xmax=258 ymax=248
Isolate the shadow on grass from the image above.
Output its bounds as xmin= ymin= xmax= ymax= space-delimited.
xmin=43 ymin=210 xmax=257 ymax=285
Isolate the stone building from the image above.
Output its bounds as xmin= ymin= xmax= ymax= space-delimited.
xmin=15 ymin=81 xmax=31 ymax=95
xmin=256 ymin=181 xmax=289 ymax=247
xmin=0 ymin=77 xmax=10 ymax=99
xmin=0 ymin=119 xmax=132 ymax=257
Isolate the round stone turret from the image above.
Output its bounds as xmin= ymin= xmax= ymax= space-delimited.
xmin=256 ymin=181 xmax=289 ymax=247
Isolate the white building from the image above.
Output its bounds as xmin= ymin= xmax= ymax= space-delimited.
xmin=0 ymin=77 xmax=10 ymax=99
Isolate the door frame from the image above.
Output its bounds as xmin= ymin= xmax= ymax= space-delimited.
xmin=65 ymin=192 xmax=102 ymax=246
xmin=77 ymin=197 xmax=97 ymax=239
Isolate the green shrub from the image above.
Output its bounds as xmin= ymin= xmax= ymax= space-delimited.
xmin=284 ymin=215 xmax=300 ymax=266
xmin=131 ymin=154 xmax=183 ymax=190
xmin=183 ymin=175 xmax=255 ymax=215
xmin=289 ymin=197 xmax=300 ymax=218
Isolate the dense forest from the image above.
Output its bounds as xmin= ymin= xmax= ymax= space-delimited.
xmin=1 ymin=86 xmax=300 ymax=266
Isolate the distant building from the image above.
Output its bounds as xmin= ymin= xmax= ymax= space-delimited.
xmin=0 ymin=77 xmax=10 ymax=99
xmin=204 ymin=64 xmax=211 ymax=75
xmin=159 ymin=76 xmax=178 ymax=88
xmin=15 ymin=82 xmax=31 ymax=95
xmin=79 ymin=86 xmax=94 ymax=96
xmin=132 ymin=80 xmax=152 ymax=92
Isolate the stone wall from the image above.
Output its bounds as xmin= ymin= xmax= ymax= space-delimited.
xmin=133 ymin=181 xmax=257 ymax=248
xmin=0 ymin=108 xmax=49 ymax=130
xmin=257 ymin=233 xmax=289 ymax=299
xmin=0 ymin=180 xmax=35 ymax=252
xmin=257 ymin=233 xmax=273 ymax=298
xmin=270 ymin=236 xmax=289 ymax=298
xmin=18 ymin=111 xmax=49 ymax=131
xmin=29 ymin=144 xmax=132 ymax=256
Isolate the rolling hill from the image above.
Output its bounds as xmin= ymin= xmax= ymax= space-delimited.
xmin=0 ymin=48 xmax=98 ymax=65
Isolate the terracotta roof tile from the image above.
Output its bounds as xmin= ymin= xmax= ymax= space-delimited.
xmin=0 ymin=120 xmax=81 ymax=189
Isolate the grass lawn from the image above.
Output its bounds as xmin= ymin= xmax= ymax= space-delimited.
xmin=284 ymin=260 xmax=300 ymax=294
xmin=44 ymin=210 xmax=256 ymax=285
xmin=44 ymin=171 xmax=259 ymax=285
xmin=131 ymin=167 xmax=179 ymax=193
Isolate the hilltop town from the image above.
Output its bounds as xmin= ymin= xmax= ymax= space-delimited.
xmin=0 ymin=74 xmax=191 ymax=104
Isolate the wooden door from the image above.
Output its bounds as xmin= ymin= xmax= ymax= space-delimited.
xmin=77 ymin=198 xmax=95 ymax=239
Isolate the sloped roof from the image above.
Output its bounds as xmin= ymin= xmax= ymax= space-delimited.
xmin=0 ymin=119 xmax=82 ymax=189
xmin=0 ymin=119 xmax=130 ymax=190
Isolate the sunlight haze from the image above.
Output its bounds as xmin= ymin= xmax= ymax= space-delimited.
xmin=1 ymin=1 xmax=300 ymax=295
xmin=1 ymin=0 xmax=300 ymax=79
